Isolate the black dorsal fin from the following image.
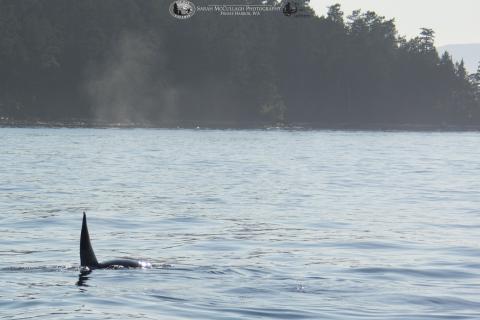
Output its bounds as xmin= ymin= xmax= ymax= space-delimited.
xmin=80 ymin=212 xmax=99 ymax=267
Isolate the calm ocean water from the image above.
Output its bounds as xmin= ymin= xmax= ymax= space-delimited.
xmin=1 ymin=128 xmax=480 ymax=319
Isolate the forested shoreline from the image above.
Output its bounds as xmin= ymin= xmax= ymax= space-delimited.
xmin=1 ymin=0 xmax=480 ymax=128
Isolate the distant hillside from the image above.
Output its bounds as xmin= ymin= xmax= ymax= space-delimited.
xmin=0 ymin=1 xmax=479 ymax=128
xmin=439 ymin=43 xmax=480 ymax=74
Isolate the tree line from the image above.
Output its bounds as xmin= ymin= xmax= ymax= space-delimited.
xmin=0 ymin=0 xmax=479 ymax=128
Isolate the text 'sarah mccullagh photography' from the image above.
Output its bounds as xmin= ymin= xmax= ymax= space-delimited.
xmin=169 ymin=1 xmax=314 ymax=18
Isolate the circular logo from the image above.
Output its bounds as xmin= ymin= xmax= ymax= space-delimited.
xmin=169 ymin=1 xmax=196 ymax=19
xmin=283 ymin=2 xmax=298 ymax=16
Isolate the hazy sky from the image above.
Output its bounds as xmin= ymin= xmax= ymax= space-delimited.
xmin=310 ymin=0 xmax=480 ymax=46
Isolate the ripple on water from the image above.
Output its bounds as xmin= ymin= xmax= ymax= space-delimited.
xmin=351 ymin=267 xmax=477 ymax=279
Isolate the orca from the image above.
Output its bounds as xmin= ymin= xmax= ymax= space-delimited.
xmin=80 ymin=212 xmax=151 ymax=270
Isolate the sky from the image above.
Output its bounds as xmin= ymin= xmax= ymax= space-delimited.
xmin=310 ymin=0 xmax=480 ymax=46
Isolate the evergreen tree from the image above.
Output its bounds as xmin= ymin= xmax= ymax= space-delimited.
xmin=474 ymin=62 xmax=480 ymax=84
xmin=419 ymin=28 xmax=435 ymax=53
xmin=455 ymin=60 xmax=468 ymax=81
xmin=326 ymin=3 xmax=344 ymax=24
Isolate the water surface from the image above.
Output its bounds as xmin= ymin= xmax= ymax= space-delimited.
xmin=1 ymin=128 xmax=480 ymax=319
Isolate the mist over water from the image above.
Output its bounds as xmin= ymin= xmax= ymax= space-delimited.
xmin=85 ymin=32 xmax=178 ymax=124
xmin=1 ymin=128 xmax=480 ymax=319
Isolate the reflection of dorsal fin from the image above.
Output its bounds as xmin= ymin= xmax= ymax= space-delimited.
xmin=80 ymin=212 xmax=99 ymax=267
